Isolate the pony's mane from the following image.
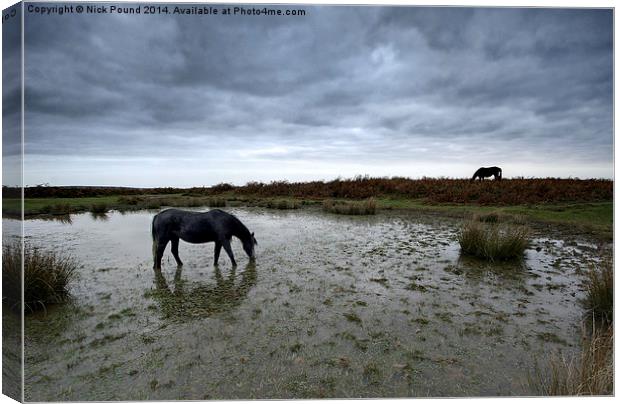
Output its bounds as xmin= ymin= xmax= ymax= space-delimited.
xmin=213 ymin=209 xmax=252 ymax=240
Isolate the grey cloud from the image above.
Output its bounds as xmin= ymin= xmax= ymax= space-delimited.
xmin=15 ymin=4 xmax=613 ymax=186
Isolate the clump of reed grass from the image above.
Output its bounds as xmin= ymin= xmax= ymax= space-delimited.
xmin=206 ymin=198 xmax=226 ymax=208
xmin=474 ymin=212 xmax=527 ymax=225
xmin=532 ymin=325 xmax=613 ymax=395
xmin=39 ymin=203 xmax=74 ymax=215
xmin=2 ymin=242 xmax=78 ymax=312
xmin=265 ymin=199 xmax=300 ymax=210
xmin=90 ymin=203 xmax=108 ymax=214
xmin=583 ymin=261 xmax=613 ymax=324
xmin=458 ymin=220 xmax=529 ymax=261
xmin=118 ymin=195 xmax=143 ymax=205
xmin=475 ymin=212 xmax=500 ymax=223
xmin=182 ymin=198 xmax=203 ymax=207
xmin=144 ymin=200 xmax=162 ymax=209
xmin=322 ymin=198 xmax=377 ymax=215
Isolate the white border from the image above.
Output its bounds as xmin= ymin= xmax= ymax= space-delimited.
xmin=0 ymin=2 xmax=616 ymax=404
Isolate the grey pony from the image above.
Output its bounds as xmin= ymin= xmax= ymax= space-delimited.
xmin=471 ymin=166 xmax=502 ymax=181
xmin=152 ymin=208 xmax=257 ymax=269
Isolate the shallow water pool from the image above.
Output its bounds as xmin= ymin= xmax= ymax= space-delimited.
xmin=8 ymin=207 xmax=607 ymax=399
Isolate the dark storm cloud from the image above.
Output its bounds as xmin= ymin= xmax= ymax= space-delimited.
xmin=20 ymin=4 xmax=613 ymax=186
xmin=3 ymin=4 xmax=23 ymax=186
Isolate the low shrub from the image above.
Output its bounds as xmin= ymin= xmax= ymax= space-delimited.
xmin=322 ymin=198 xmax=377 ymax=215
xmin=2 ymin=242 xmax=78 ymax=312
xmin=458 ymin=221 xmax=529 ymax=261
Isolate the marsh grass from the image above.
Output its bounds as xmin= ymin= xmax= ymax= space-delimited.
xmin=40 ymin=203 xmax=75 ymax=215
xmin=205 ymin=197 xmax=226 ymax=208
xmin=90 ymin=203 xmax=109 ymax=214
xmin=474 ymin=212 xmax=527 ymax=225
xmin=144 ymin=200 xmax=162 ymax=209
xmin=532 ymin=325 xmax=613 ymax=395
xmin=476 ymin=212 xmax=500 ymax=223
xmin=2 ymin=242 xmax=78 ymax=312
xmin=458 ymin=220 xmax=529 ymax=261
xmin=322 ymin=198 xmax=377 ymax=215
xmin=583 ymin=261 xmax=613 ymax=324
xmin=265 ymin=199 xmax=300 ymax=210
xmin=118 ymin=195 xmax=143 ymax=205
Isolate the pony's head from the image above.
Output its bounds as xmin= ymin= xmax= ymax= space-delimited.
xmin=243 ymin=232 xmax=258 ymax=260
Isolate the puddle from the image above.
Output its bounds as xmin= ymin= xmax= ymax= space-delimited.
xmin=7 ymin=207 xmax=609 ymax=399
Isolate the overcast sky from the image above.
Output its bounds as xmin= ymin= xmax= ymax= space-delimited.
xmin=5 ymin=4 xmax=614 ymax=186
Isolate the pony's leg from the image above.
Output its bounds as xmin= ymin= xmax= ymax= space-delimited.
xmin=155 ymin=238 xmax=169 ymax=270
xmin=222 ymin=239 xmax=237 ymax=267
xmin=214 ymin=242 xmax=222 ymax=266
xmin=171 ymin=237 xmax=183 ymax=267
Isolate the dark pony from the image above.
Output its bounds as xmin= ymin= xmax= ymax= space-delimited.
xmin=471 ymin=166 xmax=502 ymax=181
xmin=151 ymin=209 xmax=257 ymax=269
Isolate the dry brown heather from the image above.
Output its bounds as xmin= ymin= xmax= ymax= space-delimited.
xmin=208 ymin=177 xmax=611 ymax=205
xmin=14 ymin=177 xmax=612 ymax=205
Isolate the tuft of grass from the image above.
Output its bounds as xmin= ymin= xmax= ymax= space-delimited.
xmin=474 ymin=212 xmax=527 ymax=225
xmin=475 ymin=212 xmax=500 ymax=223
xmin=362 ymin=363 xmax=382 ymax=385
xmin=2 ymin=242 xmax=78 ymax=312
xmin=118 ymin=195 xmax=142 ymax=205
xmin=583 ymin=261 xmax=613 ymax=324
xmin=206 ymin=198 xmax=226 ymax=208
xmin=46 ymin=203 xmax=74 ymax=215
xmin=343 ymin=312 xmax=362 ymax=324
xmin=532 ymin=325 xmax=613 ymax=395
xmin=458 ymin=220 xmax=529 ymax=261
xmin=144 ymin=200 xmax=162 ymax=209
xmin=323 ymin=198 xmax=377 ymax=215
xmin=90 ymin=203 xmax=109 ymax=214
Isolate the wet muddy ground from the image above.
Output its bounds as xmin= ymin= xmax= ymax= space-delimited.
xmin=7 ymin=207 xmax=609 ymax=400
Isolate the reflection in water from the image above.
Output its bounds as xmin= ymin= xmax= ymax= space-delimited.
xmin=152 ymin=263 xmax=257 ymax=319
xmin=455 ymin=253 xmax=529 ymax=284
xmin=39 ymin=214 xmax=73 ymax=224
xmin=90 ymin=212 xmax=109 ymax=221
